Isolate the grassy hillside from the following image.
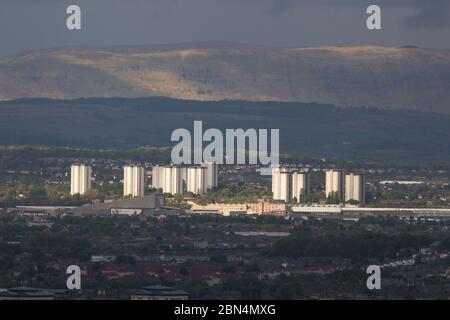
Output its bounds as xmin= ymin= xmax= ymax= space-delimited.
xmin=0 ymin=97 xmax=449 ymax=162
xmin=1 ymin=43 xmax=450 ymax=113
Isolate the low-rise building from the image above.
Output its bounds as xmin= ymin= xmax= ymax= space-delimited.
xmin=73 ymin=195 xmax=165 ymax=216
xmin=189 ymin=200 xmax=287 ymax=216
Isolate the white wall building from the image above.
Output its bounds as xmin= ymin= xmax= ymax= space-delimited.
xmin=203 ymin=162 xmax=218 ymax=189
xmin=345 ymin=174 xmax=366 ymax=204
xmin=187 ymin=167 xmax=207 ymax=195
xmin=71 ymin=164 xmax=92 ymax=195
xmin=273 ymin=168 xmax=310 ymax=202
xmin=123 ymin=165 xmax=145 ymax=197
xmin=272 ymin=167 xmax=291 ymax=202
xmin=152 ymin=166 xmax=184 ymax=195
xmin=152 ymin=165 xmax=162 ymax=190
xmin=165 ymin=166 xmax=183 ymax=195
xmin=292 ymin=172 xmax=310 ymax=202
xmin=152 ymin=164 xmax=217 ymax=195
xmin=325 ymin=170 xmax=344 ymax=201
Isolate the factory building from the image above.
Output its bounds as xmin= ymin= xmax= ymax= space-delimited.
xmin=70 ymin=164 xmax=91 ymax=195
xmin=325 ymin=170 xmax=345 ymax=201
xmin=345 ymin=174 xmax=366 ymax=204
xmin=123 ymin=165 xmax=145 ymax=197
xmin=73 ymin=194 xmax=166 ymax=216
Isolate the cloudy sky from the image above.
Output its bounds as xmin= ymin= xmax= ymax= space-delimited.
xmin=0 ymin=0 xmax=449 ymax=56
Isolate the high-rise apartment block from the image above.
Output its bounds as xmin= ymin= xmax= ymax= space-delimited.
xmin=345 ymin=174 xmax=366 ymax=204
xmin=203 ymin=162 xmax=218 ymax=189
xmin=292 ymin=172 xmax=310 ymax=201
xmin=71 ymin=164 xmax=92 ymax=195
xmin=272 ymin=167 xmax=291 ymax=202
xmin=152 ymin=166 xmax=183 ymax=195
xmin=123 ymin=165 xmax=145 ymax=197
xmin=187 ymin=166 xmax=208 ymax=195
xmin=272 ymin=168 xmax=310 ymax=202
xmin=152 ymin=162 xmax=218 ymax=195
xmin=325 ymin=170 xmax=344 ymax=201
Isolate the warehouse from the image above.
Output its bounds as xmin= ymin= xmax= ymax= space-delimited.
xmin=73 ymin=194 xmax=165 ymax=216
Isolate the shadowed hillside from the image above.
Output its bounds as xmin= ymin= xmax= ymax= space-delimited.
xmin=0 ymin=43 xmax=449 ymax=113
xmin=0 ymin=97 xmax=449 ymax=162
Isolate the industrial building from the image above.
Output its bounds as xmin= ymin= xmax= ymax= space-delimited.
xmin=123 ymin=165 xmax=145 ymax=197
xmin=70 ymin=164 xmax=91 ymax=195
xmin=73 ymin=194 xmax=165 ymax=216
xmin=291 ymin=205 xmax=450 ymax=221
xmin=345 ymin=174 xmax=366 ymax=204
xmin=325 ymin=170 xmax=345 ymax=201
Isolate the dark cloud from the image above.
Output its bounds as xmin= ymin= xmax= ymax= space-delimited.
xmin=3 ymin=0 xmax=450 ymax=29
xmin=264 ymin=0 xmax=450 ymax=29
xmin=403 ymin=1 xmax=450 ymax=29
xmin=0 ymin=0 xmax=449 ymax=56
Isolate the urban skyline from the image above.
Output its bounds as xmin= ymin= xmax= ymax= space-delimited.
xmin=0 ymin=0 xmax=449 ymax=305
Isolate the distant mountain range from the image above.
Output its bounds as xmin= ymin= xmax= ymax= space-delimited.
xmin=0 ymin=42 xmax=449 ymax=113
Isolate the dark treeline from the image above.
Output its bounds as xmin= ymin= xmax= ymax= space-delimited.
xmin=267 ymin=229 xmax=443 ymax=261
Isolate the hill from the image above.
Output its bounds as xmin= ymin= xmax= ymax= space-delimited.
xmin=0 ymin=43 xmax=449 ymax=113
xmin=0 ymin=97 xmax=449 ymax=162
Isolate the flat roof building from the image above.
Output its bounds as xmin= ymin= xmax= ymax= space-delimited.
xmin=325 ymin=170 xmax=344 ymax=201
xmin=345 ymin=174 xmax=366 ymax=205
xmin=203 ymin=161 xmax=219 ymax=189
xmin=187 ymin=166 xmax=207 ymax=195
xmin=152 ymin=163 xmax=218 ymax=195
xmin=292 ymin=172 xmax=310 ymax=202
xmin=272 ymin=167 xmax=291 ymax=202
xmin=123 ymin=165 xmax=145 ymax=197
xmin=70 ymin=164 xmax=91 ymax=195
xmin=73 ymin=194 xmax=165 ymax=216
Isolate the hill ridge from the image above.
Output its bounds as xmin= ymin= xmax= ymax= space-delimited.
xmin=1 ymin=43 xmax=449 ymax=113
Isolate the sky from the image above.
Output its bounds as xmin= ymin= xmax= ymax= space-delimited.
xmin=0 ymin=0 xmax=449 ymax=56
